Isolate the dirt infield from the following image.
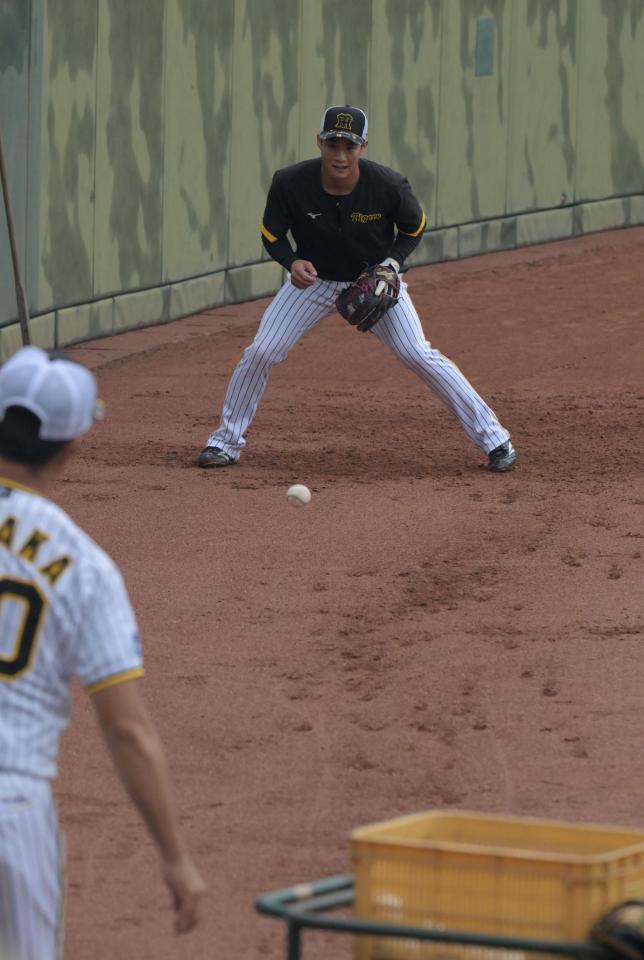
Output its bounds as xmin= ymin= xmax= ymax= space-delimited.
xmin=57 ymin=227 xmax=643 ymax=960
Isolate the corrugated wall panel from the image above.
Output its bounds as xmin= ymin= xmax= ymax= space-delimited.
xmin=0 ymin=0 xmax=31 ymax=324
xmin=576 ymin=0 xmax=644 ymax=202
xmin=162 ymin=0 xmax=234 ymax=282
xmin=369 ymin=0 xmax=441 ymax=225
xmin=436 ymin=0 xmax=512 ymax=227
xmin=298 ymin=0 xmax=372 ymax=163
xmin=506 ymin=0 xmax=578 ymax=213
xmin=93 ymin=0 xmax=165 ymax=296
xmin=35 ymin=0 xmax=97 ymax=311
xmin=227 ymin=0 xmax=300 ymax=268
xmin=2 ymin=0 xmax=644 ymax=336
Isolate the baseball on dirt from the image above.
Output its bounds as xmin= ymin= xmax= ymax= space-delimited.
xmin=287 ymin=484 xmax=311 ymax=507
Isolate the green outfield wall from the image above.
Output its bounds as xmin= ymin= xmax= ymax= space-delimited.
xmin=1 ymin=0 xmax=643 ymax=355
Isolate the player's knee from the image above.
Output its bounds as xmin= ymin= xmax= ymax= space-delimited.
xmin=246 ymin=340 xmax=288 ymax=367
xmin=392 ymin=346 xmax=420 ymax=369
xmin=245 ymin=339 xmax=281 ymax=367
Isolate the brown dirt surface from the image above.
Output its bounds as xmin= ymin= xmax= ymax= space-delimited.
xmin=56 ymin=227 xmax=644 ymax=959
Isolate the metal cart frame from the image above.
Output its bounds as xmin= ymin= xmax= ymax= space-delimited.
xmin=256 ymin=875 xmax=610 ymax=960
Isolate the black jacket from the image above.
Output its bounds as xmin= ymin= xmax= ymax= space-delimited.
xmin=260 ymin=158 xmax=426 ymax=281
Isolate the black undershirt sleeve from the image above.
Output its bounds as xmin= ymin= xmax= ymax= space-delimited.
xmin=260 ymin=173 xmax=297 ymax=271
xmin=389 ymin=176 xmax=427 ymax=268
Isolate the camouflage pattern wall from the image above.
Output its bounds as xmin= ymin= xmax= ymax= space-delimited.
xmin=1 ymin=0 xmax=643 ymax=353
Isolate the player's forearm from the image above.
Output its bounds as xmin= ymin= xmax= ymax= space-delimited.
xmin=261 ymin=232 xmax=297 ymax=271
xmin=102 ymin=719 xmax=187 ymax=862
xmin=389 ymin=229 xmax=423 ymax=269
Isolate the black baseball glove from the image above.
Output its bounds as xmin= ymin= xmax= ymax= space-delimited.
xmin=590 ymin=901 xmax=644 ymax=960
xmin=335 ymin=261 xmax=400 ymax=332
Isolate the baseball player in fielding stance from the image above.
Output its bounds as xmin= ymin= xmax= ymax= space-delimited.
xmin=0 ymin=348 xmax=205 ymax=959
xmin=198 ymin=105 xmax=516 ymax=472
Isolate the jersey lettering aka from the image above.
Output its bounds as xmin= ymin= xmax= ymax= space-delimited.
xmin=0 ymin=515 xmax=71 ymax=586
xmin=0 ymin=480 xmax=143 ymax=779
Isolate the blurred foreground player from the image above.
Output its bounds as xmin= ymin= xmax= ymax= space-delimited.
xmin=0 ymin=347 xmax=205 ymax=960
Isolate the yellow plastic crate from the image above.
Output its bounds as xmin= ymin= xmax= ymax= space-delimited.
xmin=351 ymin=809 xmax=644 ymax=960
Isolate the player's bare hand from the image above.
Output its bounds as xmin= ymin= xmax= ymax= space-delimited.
xmin=290 ymin=259 xmax=318 ymax=288
xmin=162 ymin=854 xmax=206 ymax=933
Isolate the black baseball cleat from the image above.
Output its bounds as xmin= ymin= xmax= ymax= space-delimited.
xmin=487 ymin=440 xmax=517 ymax=472
xmin=197 ymin=446 xmax=236 ymax=468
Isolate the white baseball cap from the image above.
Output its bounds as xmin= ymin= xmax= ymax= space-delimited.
xmin=0 ymin=346 xmax=103 ymax=441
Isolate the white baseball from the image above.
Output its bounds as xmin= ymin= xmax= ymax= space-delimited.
xmin=287 ymin=484 xmax=311 ymax=507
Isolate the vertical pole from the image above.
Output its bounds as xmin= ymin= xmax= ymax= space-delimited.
xmin=0 ymin=127 xmax=31 ymax=346
xmin=287 ymin=921 xmax=302 ymax=960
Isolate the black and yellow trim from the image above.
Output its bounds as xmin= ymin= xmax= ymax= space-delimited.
xmin=0 ymin=476 xmax=38 ymax=496
xmin=86 ymin=667 xmax=144 ymax=695
xmin=399 ymin=210 xmax=427 ymax=238
xmin=260 ymin=223 xmax=278 ymax=243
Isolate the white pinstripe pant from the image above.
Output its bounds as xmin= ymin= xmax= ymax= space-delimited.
xmin=0 ymin=775 xmax=64 ymax=960
xmin=207 ymin=278 xmax=509 ymax=458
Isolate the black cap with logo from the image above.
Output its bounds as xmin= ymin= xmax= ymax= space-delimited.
xmin=319 ymin=105 xmax=368 ymax=145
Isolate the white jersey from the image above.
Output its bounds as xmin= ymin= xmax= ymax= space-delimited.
xmin=0 ymin=477 xmax=143 ymax=780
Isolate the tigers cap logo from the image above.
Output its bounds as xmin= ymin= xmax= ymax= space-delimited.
xmin=320 ymin=105 xmax=368 ymax=144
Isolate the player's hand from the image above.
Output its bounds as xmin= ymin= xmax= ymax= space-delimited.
xmin=162 ymin=853 xmax=206 ymax=933
xmin=290 ymin=259 xmax=318 ymax=288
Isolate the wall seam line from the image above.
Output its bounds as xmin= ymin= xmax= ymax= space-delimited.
xmin=90 ymin=0 xmax=99 ymax=309
xmin=160 ymin=0 xmax=169 ymax=287
xmin=224 ymin=0 xmax=239 ymax=298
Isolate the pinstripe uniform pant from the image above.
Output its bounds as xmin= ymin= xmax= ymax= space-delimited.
xmin=206 ymin=279 xmax=509 ymax=458
xmin=0 ymin=775 xmax=64 ymax=960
